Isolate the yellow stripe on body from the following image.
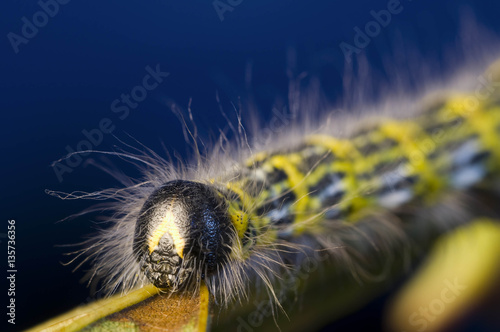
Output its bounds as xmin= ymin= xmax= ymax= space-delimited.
xmin=228 ymin=203 xmax=249 ymax=239
xmin=378 ymin=120 xmax=443 ymax=198
xmin=447 ymin=95 xmax=500 ymax=169
xmin=267 ymin=154 xmax=310 ymax=231
xmin=245 ymin=151 xmax=270 ymax=167
xmin=303 ymin=162 xmax=332 ymax=210
xmin=471 ymin=108 xmax=500 ymax=167
xmin=226 ymin=181 xmax=254 ymax=210
xmin=148 ymin=206 xmax=185 ymax=258
xmin=226 ymin=178 xmax=278 ymax=253
xmin=225 ymin=181 xmax=256 ymax=238
xmin=306 ymin=135 xmax=359 ymax=159
xmin=305 ymin=135 xmax=368 ymax=217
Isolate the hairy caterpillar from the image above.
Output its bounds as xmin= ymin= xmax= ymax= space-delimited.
xmin=38 ymin=53 xmax=500 ymax=332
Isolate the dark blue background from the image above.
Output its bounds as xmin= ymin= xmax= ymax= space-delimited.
xmin=1 ymin=0 xmax=500 ymax=331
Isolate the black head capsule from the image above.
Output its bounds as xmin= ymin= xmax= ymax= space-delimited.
xmin=133 ymin=180 xmax=234 ymax=290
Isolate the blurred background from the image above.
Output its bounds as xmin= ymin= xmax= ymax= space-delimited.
xmin=1 ymin=0 xmax=500 ymax=331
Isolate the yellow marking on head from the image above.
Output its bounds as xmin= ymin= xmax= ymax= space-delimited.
xmin=148 ymin=207 xmax=185 ymax=259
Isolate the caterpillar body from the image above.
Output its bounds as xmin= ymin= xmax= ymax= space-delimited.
xmin=44 ymin=59 xmax=500 ymax=331
xmin=132 ymin=89 xmax=500 ymax=303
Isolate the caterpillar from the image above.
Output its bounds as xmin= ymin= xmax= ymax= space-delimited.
xmin=38 ymin=56 xmax=500 ymax=332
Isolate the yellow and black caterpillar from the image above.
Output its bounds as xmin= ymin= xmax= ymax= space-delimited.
xmin=39 ymin=60 xmax=500 ymax=332
xmin=132 ymin=85 xmax=500 ymax=304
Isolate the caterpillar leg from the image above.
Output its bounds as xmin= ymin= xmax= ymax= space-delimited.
xmin=386 ymin=218 xmax=500 ymax=332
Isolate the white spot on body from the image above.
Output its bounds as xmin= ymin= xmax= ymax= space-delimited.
xmin=449 ymin=139 xmax=487 ymax=188
xmin=267 ymin=205 xmax=291 ymax=222
xmin=378 ymin=188 xmax=413 ymax=209
xmin=451 ymin=164 xmax=486 ymax=189
xmin=452 ymin=140 xmax=480 ymax=166
xmin=318 ymin=180 xmax=344 ymax=203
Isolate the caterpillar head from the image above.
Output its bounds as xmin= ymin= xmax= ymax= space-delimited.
xmin=133 ymin=180 xmax=234 ymax=290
